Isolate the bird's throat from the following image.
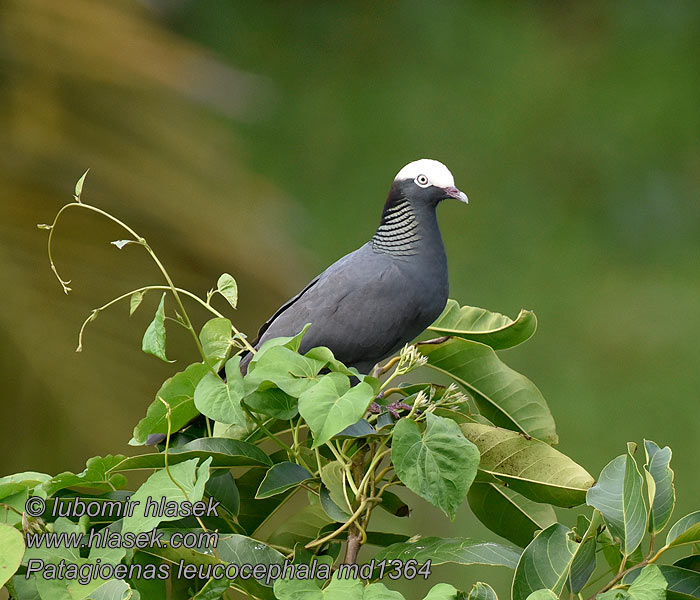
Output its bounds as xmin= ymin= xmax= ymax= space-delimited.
xmin=371 ymin=199 xmax=424 ymax=256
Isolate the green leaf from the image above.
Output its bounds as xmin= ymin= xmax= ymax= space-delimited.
xmin=393 ymin=414 xmax=479 ymax=519
xmin=467 ymin=482 xmax=557 ymax=547
xmin=194 ymin=356 xmax=248 ymax=426
xmin=461 ymin=423 xmax=594 ymax=507
xmin=216 ymin=534 xmax=285 ymax=594
xmin=11 ymin=573 xmax=41 ymax=600
xmin=1 ymin=491 xmax=29 ymax=528
xmin=129 ymin=548 xmax=167 ymax=600
xmin=304 ymin=346 xmax=364 ymax=379
xmin=216 ymin=273 xmax=238 ymax=309
xmin=586 ymin=443 xmax=647 ymax=555
xmin=130 ymin=362 xmax=208 ymax=445
xmin=244 ymin=388 xmax=298 ymax=420
xmin=74 ymin=168 xmax=89 ymax=199
xmin=192 ymin=577 xmax=230 ymax=600
xmin=320 ymin=462 xmax=353 ymax=514
xmin=428 ymin=299 xmax=537 ymax=350
xmin=129 ymin=290 xmax=145 ymax=315
xmin=525 ymin=592 xmax=558 ymax=600
xmin=364 ymin=582 xmax=406 ymax=599
xmin=298 ymin=373 xmax=375 ymax=448
xmin=248 ymin=324 xmax=312 ymax=370
xmin=565 ymin=511 xmax=603 ymax=594
xmin=41 ymin=455 xmax=127 ymax=496
xmin=512 ymin=524 xmax=578 ymax=600
xmin=643 ymin=440 xmax=675 ymax=534
xmin=112 ymin=437 xmax=271 ymax=471
xmin=274 ymin=571 xmax=369 ymax=599
xmin=468 ymin=582 xmax=498 ymax=600
xmin=376 ymin=490 xmax=410 ymax=518
xmin=609 ymin=564 xmax=668 ymax=600
xmin=422 ymin=583 xmax=461 ymax=600
xmin=364 ymin=532 xmax=410 ymax=548
xmin=268 ymin=496 xmax=333 ymax=548
xmin=199 ymin=318 xmax=232 ymax=369
xmin=335 ymin=418 xmax=379 ymax=438
xmin=599 ymin=527 xmax=624 ymax=572
xmin=236 ymin=467 xmax=295 ymax=534
xmin=421 ymin=339 xmax=557 ymax=443
xmin=0 ymin=523 xmax=24 ymax=589
xmin=256 ymin=462 xmax=313 ymax=499
xmin=122 ymin=457 xmax=211 ymax=534
xmin=245 ymin=345 xmax=325 ymax=397
xmin=205 ymin=470 xmax=239 ymax=516
xmin=319 ymin=486 xmax=351 ymax=521
xmin=145 ymin=533 xmax=284 ymax=600
xmin=569 ymin=537 xmax=597 ymax=593
xmin=626 ymin=565 xmax=700 ymax=600
xmin=674 ymin=556 xmax=700 ymax=572
xmin=141 ymin=293 xmax=172 ymax=362
xmin=667 ymin=511 xmax=700 ymax=548
xmin=23 ymin=518 xmax=126 ymax=600
xmin=273 ymin=577 xmax=324 ymax=600
xmin=89 ymin=579 xmax=140 ymax=600
xmin=375 ymin=536 xmax=520 ymax=569
xmin=0 ymin=472 xmax=50 ymax=499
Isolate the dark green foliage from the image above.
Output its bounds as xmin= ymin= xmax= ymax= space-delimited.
xmin=3 ymin=189 xmax=697 ymax=599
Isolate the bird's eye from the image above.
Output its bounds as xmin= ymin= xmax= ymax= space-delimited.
xmin=415 ymin=174 xmax=430 ymax=187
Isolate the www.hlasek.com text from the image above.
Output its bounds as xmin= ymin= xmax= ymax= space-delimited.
xmin=25 ymin=558 xmax=432 ymax=585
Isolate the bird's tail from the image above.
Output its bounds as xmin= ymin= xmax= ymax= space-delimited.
xmin=239 ymin=352 xmax=253 ymax=375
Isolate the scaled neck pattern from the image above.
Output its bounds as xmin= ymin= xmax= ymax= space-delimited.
xmin=371 ymin=198 xmax=421 ymax=256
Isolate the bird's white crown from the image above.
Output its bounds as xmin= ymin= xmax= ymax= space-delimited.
xmin=394 ymin=159 xmax=455 ymax=188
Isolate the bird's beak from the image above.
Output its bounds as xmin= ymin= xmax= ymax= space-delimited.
xmin=444 ymin=186 xmax=469 ymax=204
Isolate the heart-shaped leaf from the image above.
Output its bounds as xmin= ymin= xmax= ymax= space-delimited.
xmin=199 ymin=318 xmax=232 ymax=369
xmin=131 ymin=362 xmax=208 ymax=445
xmin=216 ymin=273 xmax=238 ymax=309
xmin=0 ymin=523 xmax=24 ymax=589
xmin=195 ymin=356 xmax=248 ymax=426
xmin=393 ymin=414 xmax=479 ymax=519
xmin=122 ymin=457 xmax=211 ymax=534
xmin=298 ymin=373 xmax=375 ymax=448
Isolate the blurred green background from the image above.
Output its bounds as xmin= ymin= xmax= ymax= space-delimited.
xmin=1 ymin=1 xmax=698 ymax=597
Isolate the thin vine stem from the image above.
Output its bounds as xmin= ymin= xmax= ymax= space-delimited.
xmin=44 ymin=200 xmax=257 ymax=361
xmin=76 ymin=284 xmax=226 ymax=352
xmin=157 ymin=396 xmax=212 ymax=539
xmin=46 ymin=202 xmax=207 ymax=361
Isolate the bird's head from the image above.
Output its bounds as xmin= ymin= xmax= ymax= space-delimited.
xmin=392 ymin=159 xmax=468 ymax=207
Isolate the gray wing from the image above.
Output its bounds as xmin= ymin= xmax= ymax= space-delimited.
xmin=250 ymin=275 xmax=321 ymax=347
xmin=254 ymin=243 xmax=432 ymax=371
